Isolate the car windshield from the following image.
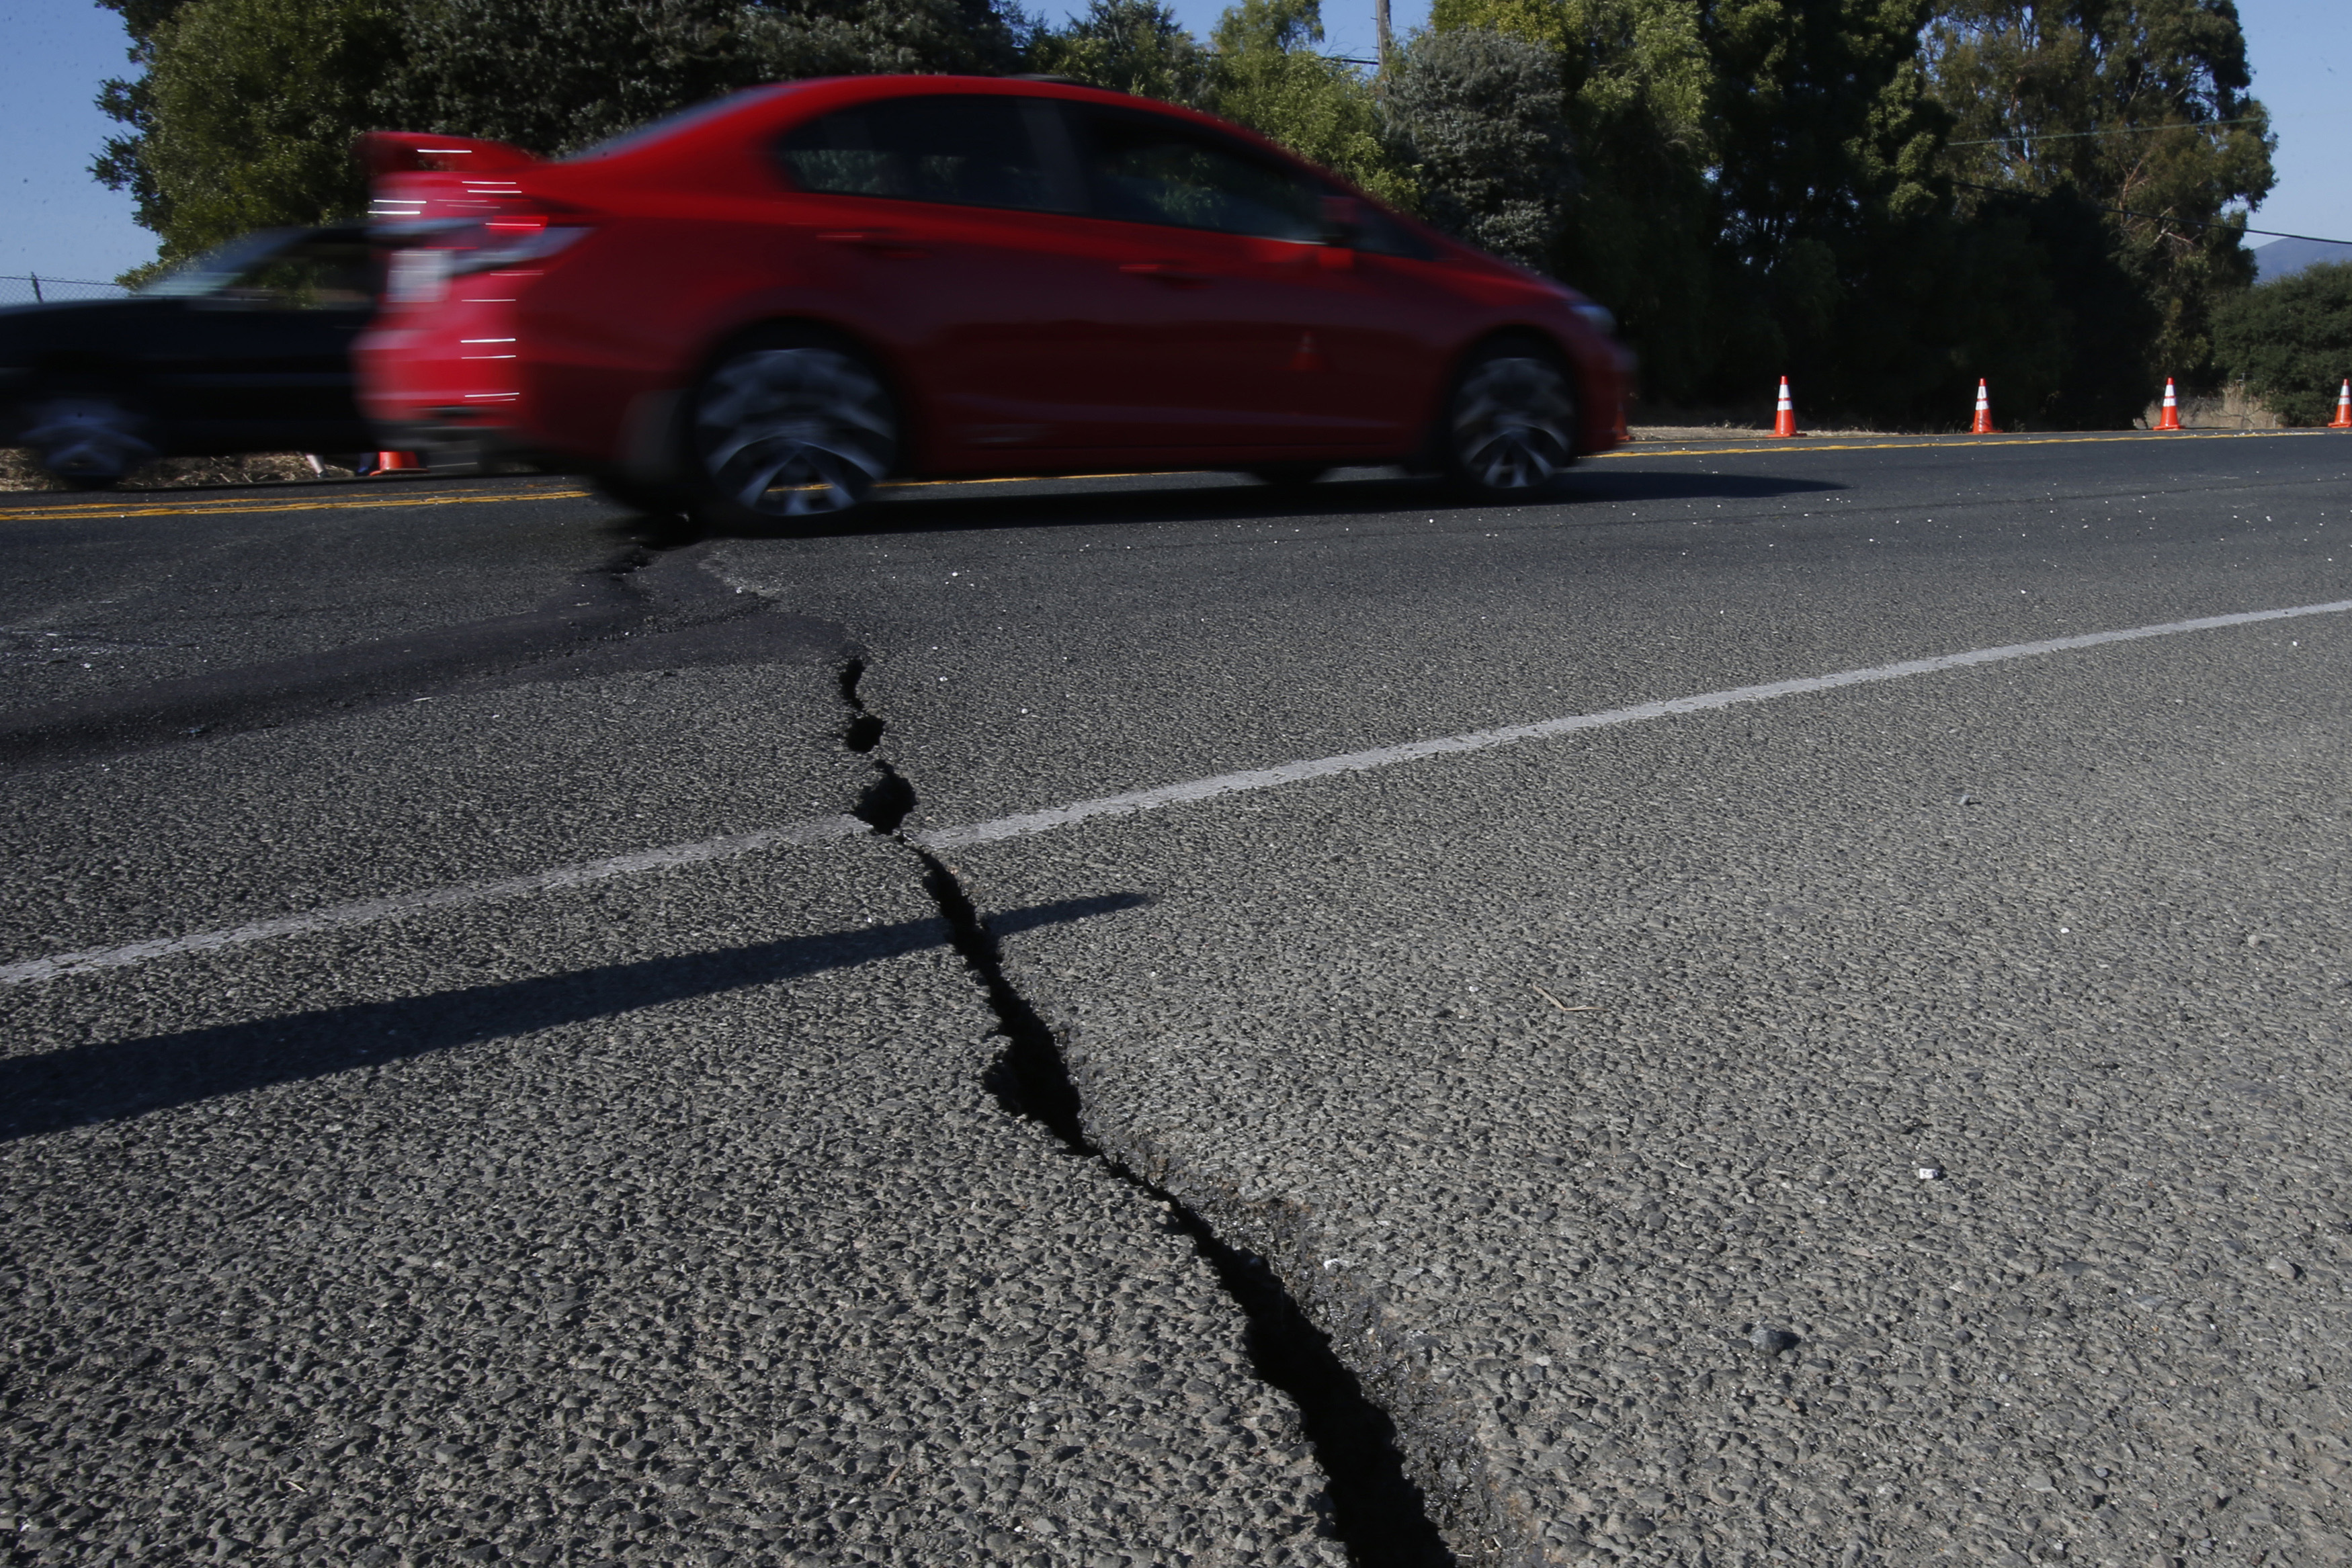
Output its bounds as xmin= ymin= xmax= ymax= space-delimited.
xmin=136 ymin=230 xmax=303 ymax=297
xmin=136 ymin=230 xmax=375 ymax=308
xmin=566 ymin=84 xmax=802 ymax=162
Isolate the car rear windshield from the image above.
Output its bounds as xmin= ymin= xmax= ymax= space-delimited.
xmin=138 ymin=230 xmax=302 ymax=297
xmin=775 ymin=95 xmax=1068 ymax=212
xmin=568 ymin=85 xmax=800 ymax=162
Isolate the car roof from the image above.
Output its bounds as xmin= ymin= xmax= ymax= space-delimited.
xmin=566 ymin=75 xmax=1329 ymax=185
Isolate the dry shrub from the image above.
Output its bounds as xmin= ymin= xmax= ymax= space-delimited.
xmin=0 ymin=449 xmax=362 ymax=492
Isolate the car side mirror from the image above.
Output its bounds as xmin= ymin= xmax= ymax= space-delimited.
xmin=1319 ymin=195 xmax=1363 ymax=249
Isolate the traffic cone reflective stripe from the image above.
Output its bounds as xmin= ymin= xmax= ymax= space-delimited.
xmin=1971 ymin=379 xmax=1994 ymax=435
xmin=2332 ymin=380 xmax=2351 ymax=429
xmin=1772 ymin=377 xmax=1798 ymax=438
xmin=2155 ymin=377 xmax=2181 ymax=431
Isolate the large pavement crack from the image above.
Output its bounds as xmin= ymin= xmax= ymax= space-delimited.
xmin=834 ymin=656 xmax=1458 ymax=1568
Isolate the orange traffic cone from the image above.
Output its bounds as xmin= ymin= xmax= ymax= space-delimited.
xmin=2332 ymin=380 xmax=2351 ymax=429
xmin=1772 ymin=377 xmax=1799 ymax=437
xmin=2154 ymin=378 xmax=2182 ymax=431
xmin=374 ymin=451 xmax=423 ymax=472
xmin=1970 ymin=379 xmax=1994 ymax=435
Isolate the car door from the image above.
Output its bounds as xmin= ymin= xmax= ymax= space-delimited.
xmin=149 ymin=231 xmax=376 ymax=449
xmin=771 ymin=91 xmax=1138 ymax=467
xmin=1050 ymin=103 xmax=1431 ymax=455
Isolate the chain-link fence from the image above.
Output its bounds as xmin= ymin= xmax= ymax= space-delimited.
xmin=0 ymin=275 xmax=134 ymax=308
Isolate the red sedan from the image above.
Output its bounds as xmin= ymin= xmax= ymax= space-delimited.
xmin=355 ymin=76 xmax=1628 ymax=531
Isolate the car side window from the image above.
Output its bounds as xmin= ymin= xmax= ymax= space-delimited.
xmin=1072 ymin=108 xmax=1322 ymax=242
xmin=775 ymin=95 xmax=1067 ymax=212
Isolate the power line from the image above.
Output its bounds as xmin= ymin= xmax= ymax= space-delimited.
xmin=1946 ymin=116 xmax=2268 ymax=148
xmin=1950 ymin=179 xmax=2352 ymax=247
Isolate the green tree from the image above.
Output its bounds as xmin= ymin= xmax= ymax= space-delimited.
xmin=93 ymin=0 xmax=226 ymax=251
xmin=384 ymin=0 xmax=759 ymax=157
xmin=1925 ymin=0 xmax=2275 ymax=384
xmin=2213 ymin=263 xmax=2352 ymax=426
xmin=390 ymin=0 xmax=1026 ymax=157
xmin=1427 ymin=0 xmax=1721 ymax=400
xmin=93 ymin=0 xmax=1035 ymax=272
xmin=1028 ymin=0 xmax=1211 ymax=105
xmin=1381 ymin=28 xmax=1574 ymax=270
xmin=1205 ymin=0 xmax=1410 ymax=205
xmin=122 ymin=0 xmax=401 ymax=264
xmin=1697 ymin=0 xmax=1960 ymax=416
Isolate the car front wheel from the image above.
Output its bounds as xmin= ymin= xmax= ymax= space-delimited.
xmin=22 ymin=391 xmax=156 ymax=489
xmin=684 ymin=331 xmax=897 ymax=535
xmin=1442 ymin=343 xmax=1577 ymax=503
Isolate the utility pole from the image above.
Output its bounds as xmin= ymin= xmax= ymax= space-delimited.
xmin=1375 ymin=0 xmax=1391 ymax=65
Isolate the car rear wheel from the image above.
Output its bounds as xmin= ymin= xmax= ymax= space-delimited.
xmin=22 ymin=391 xmax=156 ymax=490
xmin=683 ymin=331 xmax=897 ymax=535
xmin=1441 ymin=342 xmax=1576 ymax=503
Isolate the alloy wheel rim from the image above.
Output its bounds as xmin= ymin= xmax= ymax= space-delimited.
xmin=694 ymin=348 xmax=894 ymax=517
xmin=1452 ymin=357 xmax=1573 ymax=492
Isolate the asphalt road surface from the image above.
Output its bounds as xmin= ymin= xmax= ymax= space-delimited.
xmin=2 ymin=429 xmax=2348 ymax=1568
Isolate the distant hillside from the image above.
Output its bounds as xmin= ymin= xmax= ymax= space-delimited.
xmin=2252 ymin=236 xmax=2352 ymax=282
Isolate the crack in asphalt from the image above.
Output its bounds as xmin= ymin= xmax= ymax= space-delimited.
xmin=835 ymin=656 xmax=1458 ymax=1568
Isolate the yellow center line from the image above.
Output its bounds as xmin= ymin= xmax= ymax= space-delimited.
xmin=1599 ymin=429 xmax=2324 ymax=460
xmin=0 ymin=471 xmax=1195 ymax=523
xmin=1 ymin=427 xmax=2324 ymax=522
xmin=0 ymin=486 xmax=596 ymax=523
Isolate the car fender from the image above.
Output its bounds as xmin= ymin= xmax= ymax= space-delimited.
xmin=606 ymin=305 xmax=927 ymax=483
xmin=679 ymin=301 xmax=933 ymax=469
xmin=1432 ymin=324 xmax=1624 ymax=460
xmin=616 ymin=388 xmax=682 ymax=482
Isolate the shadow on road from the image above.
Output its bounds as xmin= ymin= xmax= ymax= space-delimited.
xmin=0 ymin=891 xmax=1148 ymax=1142
xmin=1571 ymin=468 xmax=1849 ymax=505
xmin=0 ymin=546 xmax=853 ymax=773
xmin=633 ymin=466 xmax=1847 ymax=544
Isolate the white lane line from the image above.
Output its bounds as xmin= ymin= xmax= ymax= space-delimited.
xmin=0 ymin=815 xmax=866 ymax=986
xmin=7 ymin=595 xmax=2349 ymax=987
xmin=914 ymin=597 xmax=2352 ymax=850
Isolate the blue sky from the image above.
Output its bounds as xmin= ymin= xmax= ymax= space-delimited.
xmin=0 ymin=0 xmax=2340 ymax=282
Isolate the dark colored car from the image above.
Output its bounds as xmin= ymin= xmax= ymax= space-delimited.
xmin=0 ymin=226 xmax=379 ymax=487
xmin=357 ymin=77 xmax=1630 ymax=530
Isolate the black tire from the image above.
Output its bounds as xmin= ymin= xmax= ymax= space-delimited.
xmin=21 ymin=388 xmax=155 ymax=488
xmin=680 ymin=326 xmax=898 ymax=536
xmin=1439 ymin=339 xmax=1577 ymax=503
xmin=1249 ymin=463 xmax=1329 ymax=488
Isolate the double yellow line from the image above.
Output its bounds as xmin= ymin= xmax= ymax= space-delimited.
xmin=1601 ymin=428 xmax=2323 ymax=460
xmin=0 ymin=427 xmax=2320 ymax=524
xmin=0 ymin=482 xmax=595 ymax=524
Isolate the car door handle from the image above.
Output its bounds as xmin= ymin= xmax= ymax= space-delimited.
xmin=814 ymin=230 xmax=929 ymax=258
xmin=1120 ymin=261 xmax=1212 ymax=287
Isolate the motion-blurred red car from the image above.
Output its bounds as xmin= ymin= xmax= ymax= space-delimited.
xmin=355 ymin=76 xmax=1628 ymax=531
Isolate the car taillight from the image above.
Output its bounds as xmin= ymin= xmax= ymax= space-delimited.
xmin=386 ymin=247 xmax=454 ymax=304
xmin=376 ymin=212 xmax=591 ymax=304
xmin=460 ymin=216 xmax=589 ymax=275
